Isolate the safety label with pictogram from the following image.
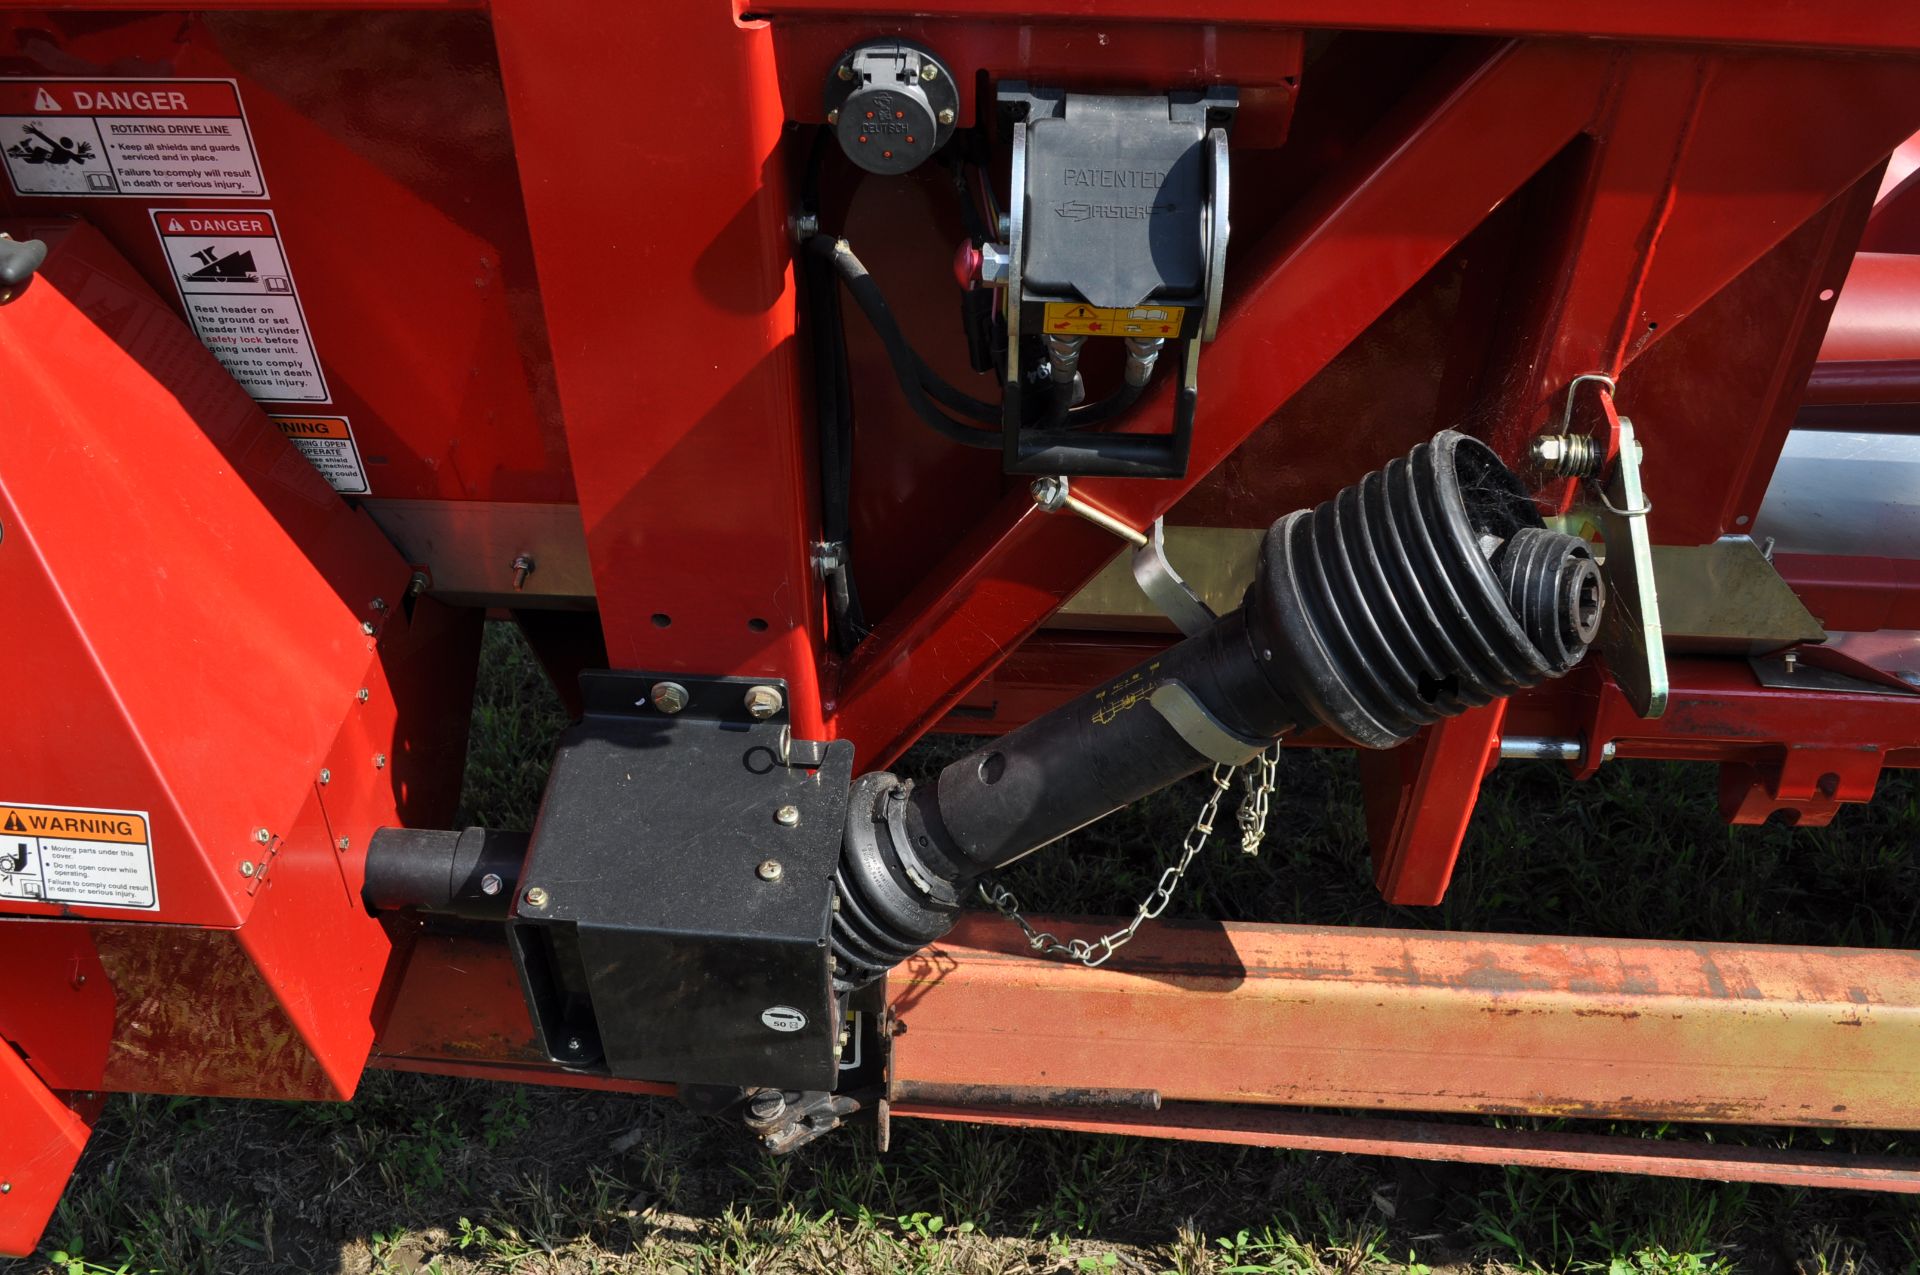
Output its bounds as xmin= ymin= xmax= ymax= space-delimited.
xmin=0 ymin=78 xmax=265 ymax=198
xmin=0 ymin=801 xmax=158 ymax=911
xmin=1042 ymin=301 xmax=1186 ymax=337
xmin=152 ymin=209 xmax=328 ymax=403
xmin=273 ymin=415 xmax=369 ymax=495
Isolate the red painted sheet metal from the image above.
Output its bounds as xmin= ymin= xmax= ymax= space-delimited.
xmin=0 ymin=1050 xmax=94 ymax=1260
xmin=490 ymin=0 xmax=829 ymax=735
xmin=750 ymin=0 xmax=1920 ymax=55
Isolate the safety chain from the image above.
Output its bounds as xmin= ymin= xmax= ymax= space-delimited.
xmin=979 ymin=742 xmax=1282 ymax=968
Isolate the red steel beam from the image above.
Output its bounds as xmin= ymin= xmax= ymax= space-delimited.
xmin=831 ymin=40 xmax=1614 ymax=764
xmin=890 ymin=913 xmax=1920 ymax=1129
xmin=894 ymin=1104 xmax=1920 ymax=1194
xmin=750 ymin=0 xmax=1920 ymax=56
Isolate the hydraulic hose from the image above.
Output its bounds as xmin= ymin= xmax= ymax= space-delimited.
xmin=830 ymin=430 xmax=1604 ymax=988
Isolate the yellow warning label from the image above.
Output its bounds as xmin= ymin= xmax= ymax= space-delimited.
xmin=273 ymin=415 xmax=351 ymax=441
xmin=1042 ymin=301 xmax=1186 ymax=337
xmin=0 ymin=805 xmax=147 ymax=844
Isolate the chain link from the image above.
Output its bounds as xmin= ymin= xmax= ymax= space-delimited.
xmin=979 ymin=742 xmax=1282 ymax=968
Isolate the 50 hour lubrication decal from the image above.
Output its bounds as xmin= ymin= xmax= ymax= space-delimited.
xmin=152 ymin=209 xmax=328 ymax=403
xmin=0 ymin=801 xmax=158 ymax=912
xmin=0 ymin=78 xmax=265 ymax=198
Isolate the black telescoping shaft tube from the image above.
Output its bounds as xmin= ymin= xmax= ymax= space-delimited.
xmin=830 ymin=431 xmax=1605 ymax=987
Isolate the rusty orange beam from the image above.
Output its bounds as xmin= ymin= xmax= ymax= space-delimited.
xmin=889 ymin=915 xmax=1920 ymax=1129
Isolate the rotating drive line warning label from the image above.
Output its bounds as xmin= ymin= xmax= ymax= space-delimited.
xmin=273 ymin=415 xmax=368 ymax=494
xmin=1042 ymin=301 xmax=1186 ymax=337
xmin=153 ymin=209 xmax=328 ymax=403
xmin=0 ymin=78 xmax=265 ymax=198
xmin=0 ymin=801 xmax=158 ymax=912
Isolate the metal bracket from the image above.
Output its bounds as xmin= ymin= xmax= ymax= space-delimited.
xmin=1131 ymin=520 xmax=1218 ymax=637
xmin=1592 ymin=416 xmax=1669 ymax=718
xmin=1031 ymin=480 xmax=1215 ymax=635
xmin=1149 ymin=678 xmax=1266 ymax=764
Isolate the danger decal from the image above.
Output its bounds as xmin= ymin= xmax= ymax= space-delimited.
xmin=153 ymin=209 xmax=328 ymax=403
xmin=272 ymin=415 xmax=369 ymax=495
xmin=0 ymin=78 xmax=265 ymax=198
xmin=0 ymin=801 xmax=158 ymax=912
xmin=1041 ymin=301 xmax=1186 ymax=338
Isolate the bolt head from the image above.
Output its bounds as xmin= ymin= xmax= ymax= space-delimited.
xmin=567 ymin=1036 xmax=583 ymax=1052
xmin=919 ymin=62 xmax=938 ymax=81
xmin=370 ymin=597 xmax=387 ymax=612
xmin=651 ymin=681 xmax=690 ymax=714
xmin=775 ymin=804 xmax=801 ymax=828
xmin=1030 ymin=476 xmax=1068 ymax=511
xmin=757 ymin=859 xmax=783 ymax=882
xmin=317 ymin=768 xmax=331 ymax=786
xmin=480 ymin=872 xmax=503 ymax=896
xmin=0 ymin=1182 xmax=10 ymax=1194
xmin=979 ymin=242 xmax=1011 ymax=285
xmin=361 ymin=621 xmax=377 ymax=635
xmin=744 ymin=685 xmax=785 ymax=720
xmin=524 ymin=885 xmax=550 ymax=910
xmin=937 ymin=107 xmax=956 ymax=126
xmin=373 ymin=753 xmax=388 ymax=769
xmin=826 ymin=108 xmax=840 ymax=124
xmin=254 ymin=827 xmax=271 ymax=844
xmin=239 ymin=860 xmax=256 ymax=878
xmin=356 ymin=688 xmax=371 ymax=703
xmin=336 ymin=837 xmax=351 ymax=852
xmin=837 ymin=64 xmax=854 ymax=81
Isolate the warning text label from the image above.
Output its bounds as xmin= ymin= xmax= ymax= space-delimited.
xmin=153 ymin=208 xmax=328 ymax=403
xmin=1041 ymin=301 xmax=1187 ymax=337
xmin=0 ymin=78 xmax=265 ymax=198
xmin=0 ymin=801 xmax=158 ymax=911
xmin=273 ymin=415 xmax=369 ymax=494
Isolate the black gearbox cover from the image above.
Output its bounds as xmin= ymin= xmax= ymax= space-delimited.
xmin=508 ymin=671 xmax=853 ymax=1091
xmin=1015 ymin=88 xmax=1216 ymax=311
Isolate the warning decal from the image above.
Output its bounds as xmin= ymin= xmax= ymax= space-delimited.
xmin=0 ymin=78 xmax=265 ymax=198
xmin=1042 ymin=301 xmax=1186 ymax=337
xmin=273 ymin=415 xmax=369 ymax=495
xmin=0 ymin=801 xmax=158 ymax=912
xmin=152 ymin=209 xmax=328 ymax=403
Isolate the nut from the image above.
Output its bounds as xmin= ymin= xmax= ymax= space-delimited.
xmin=979 ymin=242 xmax=1011 ymax=285
xmin=651 ymin=681 xmax=690 ymax=714
xmin=524 ymin=886 xmax=550 ymax=910
xmin=317 ymin=768 xmax=331 ymax=785
xmin=919 ymin=62 xmax=938 ymax=81
xmin=775 ymin=804 xmax=801 ymax=828
xmin=757 ymin=859 xmax=783 ymax=882
xmin=744 ymin=684 xmax=785 ymax=720
xmin=239 ymin=860 xmax=256 ymax=878
xmin=1030 ymin=475 xmax=1069 ymax=511
xmin=937 ymin=107 xmax=956 ymax=126
xmin=253 ymin=827 xmax=271 ymax=845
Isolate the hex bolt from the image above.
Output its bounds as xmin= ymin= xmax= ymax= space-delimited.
xmin=407 ymin=570 xmax=430 ymax=597
xmin=361 ymin=621 xmax=377 ymax=635
xmin=317 ymin=768 xmax=331 ymax=786
xmin=937 ymin=107 xmax=956 ymax=126
xmin=254 ymin=827 xmax=271 ymax=845
xmin=651 ymin=681 xmax=690 ymax=714
xmin=524 ymin=886 xmax=550 ymax=910
xmin=511 ymin=554 xmax=535 ymax=591
xmin=0 ymin=1182 xmax=10 ymax=1194
xmin=757 ymin=859 xmax=784 ymax=882
xmin=356 ymin=688 xmax=371 ymax=703
xmin=826 ymin=108 xmax=840 ymax=125
xmin=775 ymin=805 xmax=801 ymax=828
xmin=336 ymin=837 xmax=351 ymax=852
xmin=567 ymin=1036 xmax=583 ymax=1052
xmin=1529 ymin=432 xmax=1601 ymax=478
xmin=748 ymin=1090 xmax=787 ymax=1121
xmin=369 ymin=597 xmax=387 ymax=612
xmin=836 ymin=64 xmax=854 ymax=81
xmin=919 ymin=62 xmax=938 ymax=81
xmin=373 ymin=753 xmax=388 ymax=769
xmin=1783 ymin=650 xmax=1799 ymax=676
xmin=239 ymin=860 xmax=256 ymax=878
xmin=744 ymin=685 xmax=785 ymax=720
xmin=480 ymin=872 xmax=503 ymax=896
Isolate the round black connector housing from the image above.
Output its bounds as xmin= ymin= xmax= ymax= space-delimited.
xmin=823 ymin=40 xmax=959 ymax=176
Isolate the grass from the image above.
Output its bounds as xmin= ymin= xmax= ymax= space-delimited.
xmin=9 ymin=622 xmax=1920 ymax=1274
